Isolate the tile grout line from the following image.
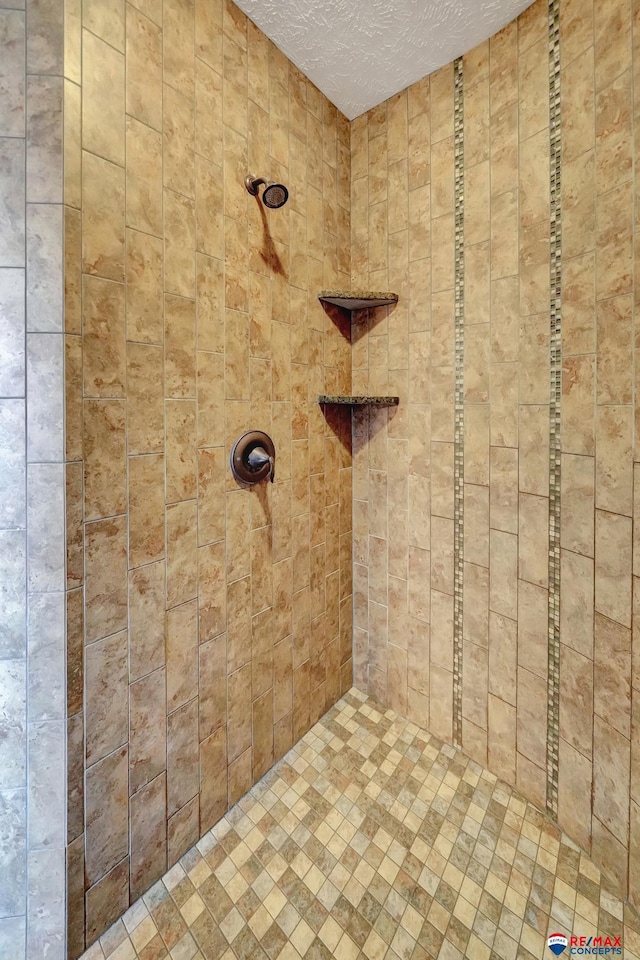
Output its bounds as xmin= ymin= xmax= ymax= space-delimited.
xmin=453 ymin=56 xmax=464 ymax=750
xmin=546 ymin=0 xmax=562 ymax=821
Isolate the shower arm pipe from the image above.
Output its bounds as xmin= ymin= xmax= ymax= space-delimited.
xmin=244 ymin=175 xmax=266 ymax=195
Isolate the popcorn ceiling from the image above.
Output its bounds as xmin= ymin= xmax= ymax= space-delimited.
xmin=234 ymin=0 xmax=536 ymax=118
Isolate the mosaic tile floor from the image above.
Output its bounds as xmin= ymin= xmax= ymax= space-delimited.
xmin=81 ymin=690 xmax=640 ymax=960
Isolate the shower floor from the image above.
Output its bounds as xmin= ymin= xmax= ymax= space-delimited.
xmin=81 ymin=689 xmax=640 ymax=960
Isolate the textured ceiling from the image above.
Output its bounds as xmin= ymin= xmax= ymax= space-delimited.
xmin=234 ymin=0 xmax=536 ymax=119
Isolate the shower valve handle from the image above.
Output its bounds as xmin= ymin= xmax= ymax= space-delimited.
xmin=247 ymin=447 xmax=275 ymax=482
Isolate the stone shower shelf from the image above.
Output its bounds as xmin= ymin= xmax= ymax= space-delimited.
xmin=318 ymin=290 xmax=398 ymax=310
xmin=318 ymin=395 xmax=399 ymax=407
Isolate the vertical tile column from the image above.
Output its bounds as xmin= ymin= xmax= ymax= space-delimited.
xmin=556 ymin=0 xmax=596 ymax=856
xmin=631 ymin=0 xmax=640 ymax=914
xmin=405 ymin=76 xmax=431 ymax=725
xmin=428 ymin=64 xmax=456 ymax=744
xmin=25 ymin=0 xmax=67 ymax=955
xmin=487 ymin=16 xmax=519 ymax=793
xmin=0 ymin=5 xmax=27 ymax=956
xmin=515 ymin=0 xmax=551 ymax=810
xmin=460 ymin=44 xmax=491 ymax=766
xmin=591 ymin=0 xmax=634 ymax=898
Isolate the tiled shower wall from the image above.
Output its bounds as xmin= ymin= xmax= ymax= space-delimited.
xmin=350 ymin=0 xmax=640 ymax=911
xmin=0 ymin=0 xmax=67 ymax=957
xmin=63 ymin=0 xmax=353 ymax=951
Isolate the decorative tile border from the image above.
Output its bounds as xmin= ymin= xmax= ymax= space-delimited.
xmin=453 ymin=56 xmax=465 ymax=749
xmin=546 ymin=0 xmax=562 ymax=819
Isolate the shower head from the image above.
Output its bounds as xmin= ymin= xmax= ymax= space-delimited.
xmin=245 ymin=175 xmax=289 ymax=209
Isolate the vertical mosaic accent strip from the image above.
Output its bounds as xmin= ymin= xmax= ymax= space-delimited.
xmin=546 ymin=0 xmax=562 ymax=819
xmin=453 ymin=57 xmax=465 ymax=749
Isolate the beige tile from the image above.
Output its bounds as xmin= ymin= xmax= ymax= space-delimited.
xmin=167 ymin=698 xmax=199 ymax=817
xmin=82 ymin=29 xmax=124 ymax=165
xmin=489 ymin=529 xmax=517 ymax=620
xmin=519 ymin=130 xmax=549 ymax=228
xmin=83 ymin=151 xmax=125 ymax=282
xmin=83 ymin=399 xmax=126 ymax=522
xmin=197 ymin=254 xmax=225 ymax=354
xmin=562 ymin=356 xmax=595 ymax=456
xmin=490 ymin=364 xmax=518 ymax=448
xmin=516 ymin=666 xmax=547 ymax=768
xmin=128 ymin=454 xmax=164 ymax=568
xmin=165 ymin=400 xmax=197 ymax=503
xmin=560 ymin=548 xmax=595 ymax=659
xmin=518 ymin=405 xmax=548 ymax=496
xmin=83 ymin=275 xmax=126 ymax=398
xmin=199 ymin=633 xmax=226 ymax=740
xmin=85 ymin=630 xmax=128 ymax=765
xmin=464 ymin=323 xmax=489 ymax=403
xmin=129 ymin=669 xmax=166 ymax=796
xmin=562 ymin=254 xmax=595 ymax=356
xmin=166 ymin=599 xmax=198 ymax=712
xmin=163 ymin=82 xmax=194 ymax=199
xmin=85 ymin=516 xmax=128 ymax=643
xmin=130 ymin=771 xmax=167 ymax=900
xmin=125 ymin=4 xmax=162 ymax=131
xmin=596 ymin=70 xmax=632 ymax=194
xmin=199 ymin=540 xmax=226 ymax=643
xmin=195 ymin=58 xmax=222 ymax=166
xmin=167 ymin=795 xmax=199 ymax=868
xmin=518 ymin=37 xmax=548 ymax=140
xmin=464 ymin=484 xmax=489 ymax=568
xmin=593 ymin=714 xmax=630 ymax=842
xmin=462 ymin=640 xmax=488 ymax=729
xmin=489 ymin=611 xmax=517 ymax=706
xmin=560 ymin=643 xmax=594 ymax=759
xmin=490 ymin=446 xmax=518 ymax=534
xmin=464 ymin=405 xmax=490 ymax=485
xmin=463 ymin=562 xmax=489 ymax=648
xmin=197 ymin=448 xmax=225 ymax=546
xmin=596 ymin=180 xmax=633 ymax=299
xmin=561 ymin=454 xmax=595 ymax=557
xmin=488 ymin=694 xmax=516 ymax=785
xmin=563 ymin=150 xmax=596 ymax=263
xmin=166 ymin=499 xmax=198 ymax=609
xmin=595 ymin=406 xmax=633 ymax=516
xmin=594 ymin=0 xmax=631 ymax=91
xmin=518 ymin=493 xmax=548 ymax=588
xmin=465 ymin=160 xmax=490 ymax=246
xmin=595 ymin=509 xmax=632 ymax=627
xmin=594 ymin=612 xmax=631 ymax=738
xmin=85 ymin=745 xmax=128 ymax=885
xmin=165 ymin=294 xmax=196 ymax=399
xmin=126 ymin=229 xmax=163 ymax=344
xmin=519 ymin=220 xmax=549 ymax=316
xmin=128 ymin=560 xmax=165 ymax=682
xmin=200 ymin=725 xmax=227 ymax=833
xmin=126 ymin=116 xmax=162 ymax=236
xmin=164 ymin=189 xmax=196 ymax=298
xmin=127 ymin=342 xmax=164 ymax=456
xmin=558 ymin=739 xmax=593 ymax=853
xmin=596 ymin=295 xmax=632 ymax=404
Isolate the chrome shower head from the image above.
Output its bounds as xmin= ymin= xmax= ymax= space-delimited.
xmin=245 ymin=175 xmax=289 ymax=209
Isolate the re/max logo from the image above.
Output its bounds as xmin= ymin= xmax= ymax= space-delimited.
xmin=570 ymin=938 xmax=622 ymax=948
xmin=566 ymin=936 xmax=623 ymax=955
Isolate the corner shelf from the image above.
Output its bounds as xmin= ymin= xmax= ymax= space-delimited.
xmin=318 ymin=290 xmax=398 ymax=311
xmin=318 ymin=395 xmax=399 ymax=408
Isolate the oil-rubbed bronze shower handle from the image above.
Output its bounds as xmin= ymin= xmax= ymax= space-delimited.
xmin=230 ymin=431 xmax=276 ymax=485
xmin=247 ymin=446 xmax=275 ymax=483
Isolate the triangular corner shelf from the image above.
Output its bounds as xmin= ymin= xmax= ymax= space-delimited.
xmin=318 ymin=290 xmax=398 ymax=311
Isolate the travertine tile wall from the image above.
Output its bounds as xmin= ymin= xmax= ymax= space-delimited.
xmin=350 ymin=0 xmax=640 ymax=912
xmin=0 ymin=0 xmax=67 ymax=957
xmin=63 ymin=0 xmax=352 ymax=951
